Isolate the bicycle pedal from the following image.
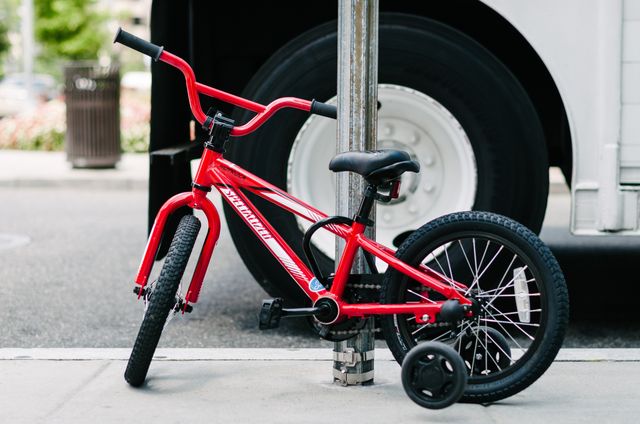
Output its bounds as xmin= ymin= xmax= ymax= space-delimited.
xmin=259 ymin=298 xmax=284 ymax=330
xmin=133 ymin=286 xmax=147 ymax=297
xmin=174 ymin=299 xmax=193 ymax=313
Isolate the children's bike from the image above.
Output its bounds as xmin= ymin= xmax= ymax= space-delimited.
xmin=114 ymin=29 xmax=569 ymax=406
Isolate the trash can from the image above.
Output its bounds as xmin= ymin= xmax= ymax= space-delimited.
xmin=64 ymin=63 xmax=121 ymax=168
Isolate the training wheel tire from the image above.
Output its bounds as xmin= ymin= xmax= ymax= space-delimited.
xmin=401 ymin=341 xmax=467 ymax=409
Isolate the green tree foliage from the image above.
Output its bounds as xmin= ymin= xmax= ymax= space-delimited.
xmin=34 ymin=0 xmax=106 ymax=61
xmin=0 ymin=21 xmax=9 ymax=77
xmin=0 ymin=0 xmax=15 ymax=78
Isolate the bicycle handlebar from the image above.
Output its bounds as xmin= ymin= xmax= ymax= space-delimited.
xmin=114 ymin=28 xmax=164 ymax=62
xmin=113 ymin=28 xmax=336 ymax=136
xmin=310 ymin=100 xmax=337 ymax=119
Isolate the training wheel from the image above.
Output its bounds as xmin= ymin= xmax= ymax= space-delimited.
xmin=401 ymin=341 xmax=467 ymax=409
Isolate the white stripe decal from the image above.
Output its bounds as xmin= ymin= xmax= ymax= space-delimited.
xmin=220 ymin=186 xmax=309 ymax=282
xmin=260 ymin=190 xmax=348 ymax=236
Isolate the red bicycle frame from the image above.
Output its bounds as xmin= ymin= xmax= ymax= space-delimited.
xmin=133 ymin=49 xmax=473 ymax=325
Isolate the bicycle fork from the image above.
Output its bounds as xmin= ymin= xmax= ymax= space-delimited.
xmin=133 ymin=188 xmax=221 ymax=308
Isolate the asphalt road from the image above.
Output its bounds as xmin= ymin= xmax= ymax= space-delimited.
xmin=0 ymin=186 xmax=639 ymax=348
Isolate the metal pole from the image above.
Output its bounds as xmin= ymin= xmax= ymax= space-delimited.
xmin=333 ymin=0 xmax=379 ymax=386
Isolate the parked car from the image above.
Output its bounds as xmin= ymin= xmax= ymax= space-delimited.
xmin=0 ymin=73 xmax=58 ymax=117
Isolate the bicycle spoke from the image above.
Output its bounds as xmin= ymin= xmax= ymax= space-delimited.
xmin=480 ymin=318 xmax=540 ymax=329
xmin=429 ymin=328 xmax=454 ymax=342
xmin=487 ymin=309 xmax=541 ymax=316
xmin=483 ymin=316 xmax=527 ymax=351
xmin=484 ymin=301 xmax=540 ymax=328
xmin=480 ymin=277 xmax=535 ymax=295
xmin=484 ymin=322 xmax=489 ymax=373
xmin=466 ymin=244 xmax=504 ymax=295
xmin=472 ymin=238 xmax=479 ymax=278
xmin=483 ymin=303 xmax=537 ymax=340
xmin=476 ymin=240 xmax=491 ymax=278
xmin=476 ymin=293 xmax=540 ymax=298
xmin=427 ymin=250 xmax=461 ymax=291
xmin=444 ymin=243 xmax=455 ymax=286
xmin=469 ymin=322 xmax=481 ymax=375
xmin=474 ymin=332 xmax=505 ymax=372
xmin=484 ymin=330 xmax=514 ymax=363
xmin=458 ymin=239 xmax=476 ymax=282
xmin=407 ymin=289 xmax=437 ymax=304
xmin=474 ymin=245 xmax=504 ymax=284
xmin=428 ymin=252 xmax=453 ymax=287
xmin=484 ymin=265 xmax=528 ymax=309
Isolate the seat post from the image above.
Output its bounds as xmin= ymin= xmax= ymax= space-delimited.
xmin=354 ymin=184 xmax=378 ymax=225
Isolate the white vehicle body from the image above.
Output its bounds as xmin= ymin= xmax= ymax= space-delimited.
xmin=482 ymin=0 xmax=640 ymax=234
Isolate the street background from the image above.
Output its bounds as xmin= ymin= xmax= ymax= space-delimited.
xmin=1 ymin=152 xmax=638 ymax=349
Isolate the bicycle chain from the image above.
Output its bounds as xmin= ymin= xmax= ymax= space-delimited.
xmin=327 ymin=282 xmax=435 ymax=337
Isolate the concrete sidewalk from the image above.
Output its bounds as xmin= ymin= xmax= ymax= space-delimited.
xmin=0 ymin=150 xmax=148 ymax=190
xmin=1 ymin=348 xmax=638 ymax=424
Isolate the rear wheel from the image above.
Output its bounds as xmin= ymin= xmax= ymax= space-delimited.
xmin=225 ymin=14 xmax=549 ymax=305
xmin=125 ymin=215 xmax=201 ymax=387
xmin=380 ymin=211 xmax=569 ymax=403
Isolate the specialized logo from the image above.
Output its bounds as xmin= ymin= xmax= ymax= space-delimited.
xmin=309 ymin=277 xmax=325 ymax=293
xmin=220 ymin=187 xmax=272 ymax=241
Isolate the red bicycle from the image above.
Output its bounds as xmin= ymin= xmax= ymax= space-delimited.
xmin=115 ymin=29 xmax=568 ymax=406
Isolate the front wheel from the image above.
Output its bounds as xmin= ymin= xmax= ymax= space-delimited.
xmin=125 ymin=215 xmax=201 ymax=387
xmin=380 ymin=211 xmax=569 ymax=403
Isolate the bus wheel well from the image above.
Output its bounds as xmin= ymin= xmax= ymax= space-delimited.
xmin=385 ymin=1 xmax=573 ymax=183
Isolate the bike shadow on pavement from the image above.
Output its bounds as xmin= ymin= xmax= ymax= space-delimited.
xmin=129 ymin=363 xmax=220 ymax=394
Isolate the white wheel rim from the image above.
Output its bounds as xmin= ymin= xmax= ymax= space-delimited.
xmin=288 ymin=84 xmax=477 ymax=260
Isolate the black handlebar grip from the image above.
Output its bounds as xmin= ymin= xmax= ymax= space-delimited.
xmin=310 ymin=100 xmax=337 ymax=119
xmin=114 ymin=27 xmax=164 ymax=62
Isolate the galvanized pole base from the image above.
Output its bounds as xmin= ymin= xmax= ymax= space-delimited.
xmin=333 ymin=0 xmax=379 ymax=386
xmin=332 ymin=319 xmax=376 ymax=385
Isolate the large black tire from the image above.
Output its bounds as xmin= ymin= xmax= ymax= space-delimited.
xmin=380 ymin=211 xmax=569 ymax=403
xmin=225 ymin=14 xmax=549 ymax=305
xmin=125 ymin=215 xmax=201 ymax=387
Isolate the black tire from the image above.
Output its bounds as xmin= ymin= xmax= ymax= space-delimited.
xmin=401 ymin=341 xmax=467 ymax=410
xmin=380 ymin=211 xmax=569 ymax=403
xmin=124 ymin=215 xmax=201 ymax=387
xmin=225 ymin=14 xmax=549 ymax=305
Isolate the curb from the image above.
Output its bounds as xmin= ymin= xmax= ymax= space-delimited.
xmin=1 ymin=348 xmax=638 ymax=362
